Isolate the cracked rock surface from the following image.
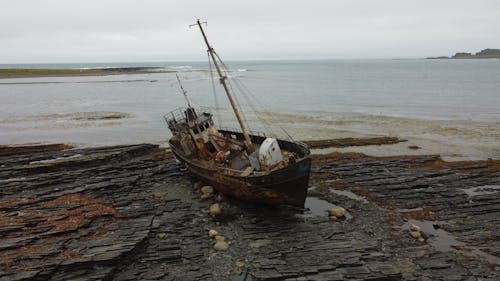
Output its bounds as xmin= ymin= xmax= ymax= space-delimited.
xmin=1 ymin=144 xmax=498 ymax=280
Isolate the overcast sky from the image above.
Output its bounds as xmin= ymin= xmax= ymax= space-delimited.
xmin=1 ymin=0 xmax=499 ymax=63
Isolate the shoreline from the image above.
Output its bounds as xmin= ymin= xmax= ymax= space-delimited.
xmin=1 ymin=113 xmax=498 ymax=161
xmin=0 ymin=67 xmax=173 ymax=79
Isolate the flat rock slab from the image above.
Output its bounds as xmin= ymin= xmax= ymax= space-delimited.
xmin=0 ymin=144 xmax=498 ymax=280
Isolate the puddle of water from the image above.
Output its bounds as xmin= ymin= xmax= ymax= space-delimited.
xmin=460 ymin=185 xmax=500 ymax=197
xmin=404 ymin=219 xmax=459 ymax=252
xmin=304 ymin=197 xmax=337 ymax=216
xmin=403 ymin=219 xmax=500 ymax=267
xmin=329 ymin=189 xmax=369 ymax=203
xmin=397 ymin=207 xmax=424 ymax=213
xmin=231 ymin=269 xmax=252 ymax=281
xmin=299 ymin=197 xmax=352 ymax=219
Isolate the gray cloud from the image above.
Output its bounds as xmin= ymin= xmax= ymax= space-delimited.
xmin=1 ymin=0 xmax=499 ymax=63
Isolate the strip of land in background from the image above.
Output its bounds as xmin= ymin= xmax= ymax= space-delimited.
xmin=303 ymin=136 xmax=405 ymax=149
xmin=0 ymin=67 xmax=171 ymax=78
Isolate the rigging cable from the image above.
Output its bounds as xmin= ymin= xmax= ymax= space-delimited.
xmin=213 ymin=51 xmax=253 ymax=134
xmin=229 ymin=77 xmax=276 ymax=136
xmin=207 ymin=51 xmax=222 ymax=126
xmin=214 ymin=54 xmax=294 ymax=141
xmin=230 ymin=77 xmax=294 ymax=141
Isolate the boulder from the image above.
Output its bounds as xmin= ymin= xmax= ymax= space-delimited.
xmin=410 ymin=224 xmax=421 ymax=232
xmin=328 ymin=207 xmax=346 ymax=218
xmin=201 ymin=186 xmax=214 ymax=195
xmin=208 ymin=229 xmax=218 ymax=238
xmin=214 ymin=235 xmax=225 ymax=241
xmin=209 ymin=203 xmax=222 ymax=216
xmin=409 ymin=231 xmax=422 ymax=239
xmin=213 ymin=240 xmax=229 ymax=251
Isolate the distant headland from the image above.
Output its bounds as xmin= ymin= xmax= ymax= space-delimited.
xmin=427 ymin=48 xmax=500 ymax=59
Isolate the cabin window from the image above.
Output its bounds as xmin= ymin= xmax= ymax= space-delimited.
xmin=199 ymin=125 xmax=205 ymax=132
xmin=193 ymin=128 xmax=199 ymax=134
xmin=204 ymin=123 xmax=209 ymax=129
xmin=206 ymin=141 xmax=217 ymax=153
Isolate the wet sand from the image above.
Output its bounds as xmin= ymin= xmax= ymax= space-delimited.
xmin=1 ymin=141 xmax=498 ymax=280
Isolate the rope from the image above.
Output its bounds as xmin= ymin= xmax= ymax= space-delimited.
xmin=207 ymin=51 xmax=222 ymax=126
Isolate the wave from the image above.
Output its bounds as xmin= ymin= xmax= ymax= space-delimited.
xmin=169 ymin=65 xmax=193 ymax=69
xmin=0 ymin=111 xmax=133 ymax=124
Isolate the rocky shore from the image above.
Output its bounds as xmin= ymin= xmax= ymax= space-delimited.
xmin=1 ymin=141 xmax=499 ymax=280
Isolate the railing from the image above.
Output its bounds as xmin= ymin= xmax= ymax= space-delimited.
xmin=217 ymin=126 xmax=277 ymax=139
xmin=164 ymin=107 xmax=186 ymax=124
xmin=164 ymin=107 xmax=214 ymax=124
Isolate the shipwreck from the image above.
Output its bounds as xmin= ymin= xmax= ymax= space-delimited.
xmin=165 ymin=20 xmax=311 ymax=207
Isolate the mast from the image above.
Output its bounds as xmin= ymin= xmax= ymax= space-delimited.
xmin=192 ymin=19 xmax=254 ymax=153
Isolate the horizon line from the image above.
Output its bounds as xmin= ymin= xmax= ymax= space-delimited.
xmin=0 ymin=56 xmax=442 ymax=65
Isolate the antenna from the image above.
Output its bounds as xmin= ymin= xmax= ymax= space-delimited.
xmin=175 ymin=73 xmax=192 ymax=109
xmin=189 ymin=20 xmax=207 ymax=28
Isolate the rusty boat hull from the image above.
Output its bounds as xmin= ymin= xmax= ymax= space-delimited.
xmin=169 ymin=130 xmax=311 ymax=207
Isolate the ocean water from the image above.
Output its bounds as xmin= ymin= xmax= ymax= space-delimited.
xmin=1 ymin=59 xmax=499 ymax=160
